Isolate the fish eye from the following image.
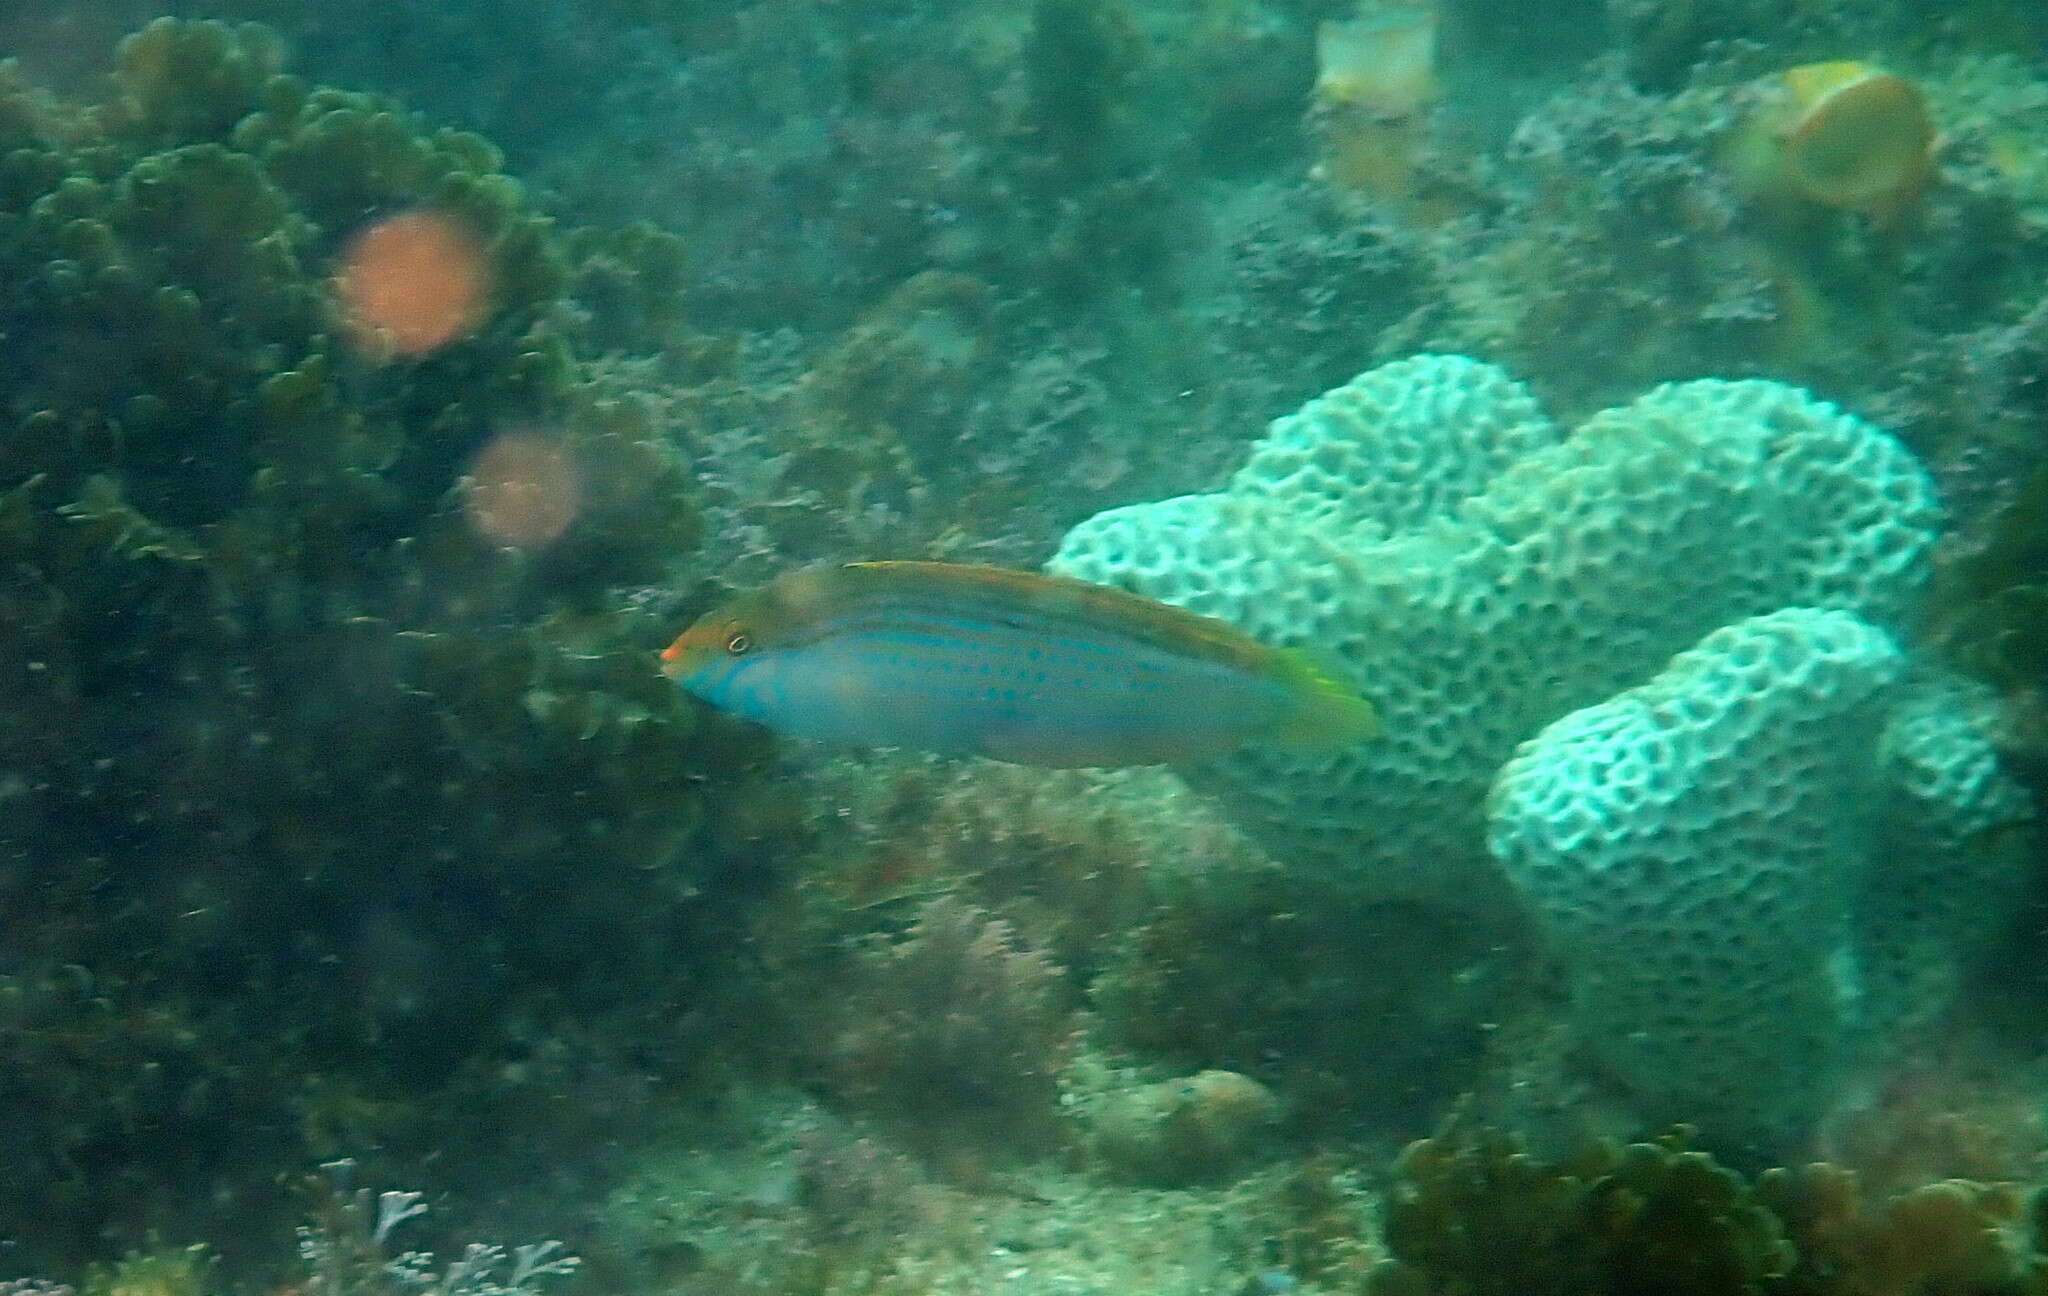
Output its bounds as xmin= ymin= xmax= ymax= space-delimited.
xmin=726 ymin=633 xmax=752 ymax=655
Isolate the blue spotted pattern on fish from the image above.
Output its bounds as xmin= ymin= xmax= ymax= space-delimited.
xmin=661 ymin=561 xmax=1380 ymax=768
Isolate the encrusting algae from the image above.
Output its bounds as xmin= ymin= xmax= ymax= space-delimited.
xmin=663 ymin=561 xmax=1381 ymax=767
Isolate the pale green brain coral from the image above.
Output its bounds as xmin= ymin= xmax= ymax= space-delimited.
xmin=1494 ymin=611 xmax=1891 ymax=1139
xmin=1049 ymin=355 xmax=2033 ymax=1143
xmin=1490 ymin=616 xmax=2029 ymax=1141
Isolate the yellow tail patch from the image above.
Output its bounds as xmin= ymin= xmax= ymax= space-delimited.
xmin=1264 ymin=647 xmax=1382 ymax=749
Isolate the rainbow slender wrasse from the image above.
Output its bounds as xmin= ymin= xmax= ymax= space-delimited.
xmin=660 ymin=561 xmax=1380 ymax=768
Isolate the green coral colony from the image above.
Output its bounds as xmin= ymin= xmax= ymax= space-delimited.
xmin=1 ymin=5 xmax=2045 ymax=1296
xmin=0 ymin=13 xmax=757 ymax=1263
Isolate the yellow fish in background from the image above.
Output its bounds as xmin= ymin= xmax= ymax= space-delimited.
xmin=661 ymin=561 xmax=1381 ymax=768
xmin=1722 ymin=60 xmax=1936 ymax=225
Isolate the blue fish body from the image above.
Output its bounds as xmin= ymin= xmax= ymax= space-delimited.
xmin=663 ymin=562 xmax=1379 ymax=768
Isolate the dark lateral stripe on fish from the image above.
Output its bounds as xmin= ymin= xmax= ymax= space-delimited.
xmin=827 ymin=562 xmax=1278 ymax=670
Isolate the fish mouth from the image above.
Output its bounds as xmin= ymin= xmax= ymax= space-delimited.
xmin=658 ymin=635 xmax=704 ymax=680
xmin=659 ymin=626 xmax=733 ymax=684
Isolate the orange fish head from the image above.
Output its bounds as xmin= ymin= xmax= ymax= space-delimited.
xmin=660 ymin=608 xmax=757 ymax=682
xmin=659 ymin=566 xmax=832 ymax=687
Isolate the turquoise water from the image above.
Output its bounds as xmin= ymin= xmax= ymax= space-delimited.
xmin=0 ymin=3 xmax=2044 ymax=1293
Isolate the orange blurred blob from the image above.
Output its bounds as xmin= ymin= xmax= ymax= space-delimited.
xmin=464 ymin=432 xmax=580 ymax=548
xmin=336 ymin=209 xmax=492 ymax=357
